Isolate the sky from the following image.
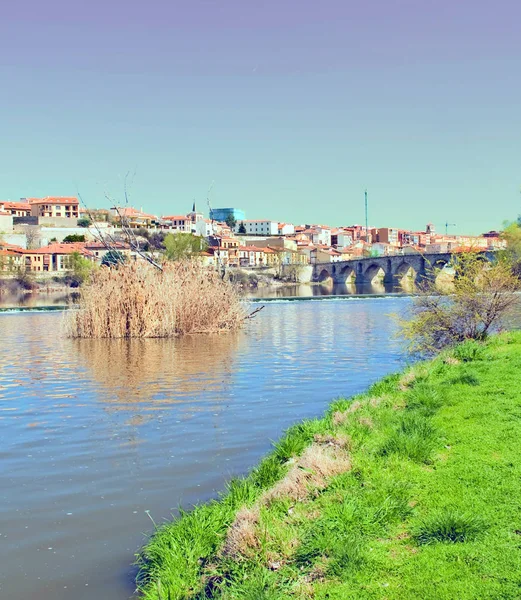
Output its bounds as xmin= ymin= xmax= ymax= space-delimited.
xmin=1 ymin=0 xmax=520 ymax=234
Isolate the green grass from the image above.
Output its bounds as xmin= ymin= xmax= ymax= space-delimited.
xmin=136 ymin=331 xmax=521 ymax=600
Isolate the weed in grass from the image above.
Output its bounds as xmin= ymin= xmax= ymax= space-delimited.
xmin=379 ymin=413 xmax=438 ymax=463
xmin=274 ymin=421 xmax=322 ymax=462
xmin=448 ymin=371 xmax=481 ymax=386
xmin=369 ymin=373 xmax=401 ymax=395
xmin=452 ymin=340 xmax=486 ymax=362
xmin=251 ymin=456 xmax=284 ymax=490
xmin=225 ymin=478 xmax=258 ymax=509
xmin=406 ymin=383 xmax=445 ymax=415
xmin=295 ymin=501 xmax=363 ymax=575
xmin=371 ymin=482 xmax=413 ymax=526
xmin=413 ymin=508 xmax=486 ymax=545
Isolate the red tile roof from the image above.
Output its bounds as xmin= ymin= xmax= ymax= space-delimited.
xmin=1 ymin=201 xmax=31 ymax=210
xmin=24 ymin=242 xmax=91 ymax=256
xmin=29 ymin=196 xmax=79 ymax=205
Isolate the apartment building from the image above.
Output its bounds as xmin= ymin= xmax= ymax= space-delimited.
xmin=242 ymin=220 xmax=279 ymax=236
xmin=30 ymin=197 xmax=80 ymax=220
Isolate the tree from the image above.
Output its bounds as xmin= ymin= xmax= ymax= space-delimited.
xmin=101 ymin=249 xmax=126 ymax=267
xmin=397 ymin=253 xmax=520 ymax=354
xmin=63 ymin=234 xmax=86 ymax=243
xmin=77 ymin=217 xmax=92 ymax=228
xmin=23 ymin=225 xmax=41 ymax=250
xmin=238 ymin=221 xmax=246 ymax=235
xmin=225 ymin=214 xmax=237 ymax=229
xmin=501 ymin=222 xmax=521 ymax=277
xmin=163 ymin=233 xmax=208 ymax=262
xmin=68 ymin=251 xmax=96 ymax=285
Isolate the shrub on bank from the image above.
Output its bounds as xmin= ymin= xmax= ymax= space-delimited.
xmin=397 ymin=253 xmax=520 ymax=354
xmin=65 ymin=260 xmax=246 ymax=338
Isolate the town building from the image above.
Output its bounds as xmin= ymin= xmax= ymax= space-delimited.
xmin=29 ymin=197 xmax=80 ymax=220
xmin=278 ymin=223 xmax=295 ymax=235
xmin=111 ymin=207 xmax=157 ymax=229
xmin=23 ymin=242 xmax=93 ymax=272
xmin=241 ymin=220 xmax=279 ymax=236
xmin=161 ymin=215 xmax=192 ymax=232
xmin=0 ymin=201 xmax=31 ymax=217
xmin=371 ymin=227 xmax=400 ymax=247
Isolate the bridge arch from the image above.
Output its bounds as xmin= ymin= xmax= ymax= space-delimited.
xmin=393 ymin=260 xmax=417 ymax=288
xmin=337 ymin=264 xmax=355 ymax=283
xmin=363 ymin=262 xmax=387 ymax=284
xmin=318 ymin=268 xmax=333 ymax=283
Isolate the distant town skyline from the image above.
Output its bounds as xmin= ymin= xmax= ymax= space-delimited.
xmin=1 ymin=0 xmax=520 ymax=235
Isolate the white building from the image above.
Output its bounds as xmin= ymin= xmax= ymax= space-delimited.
xmin=195 ymin=219 xmax=214 ymax=237
xmin=311 ymin=227 xmax=331 ymax=246
xmin=335 ymin=232 xmax=353 ymax=249
xmin=241 ymin=220 xmax=279 ymax=236
xmin=278 ymin=223 xmax=295 ymax=236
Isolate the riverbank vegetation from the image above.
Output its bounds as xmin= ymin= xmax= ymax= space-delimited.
xmin=397 ymin=252 xmax=520 ymax=354
xmin=65 ymin=261 xmax=245 ymax=338
xmin=136 ymin=331 xmax=521 ymax=599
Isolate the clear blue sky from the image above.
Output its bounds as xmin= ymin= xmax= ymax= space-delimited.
xmin=1 ymin=0 xmax=520 ymax=234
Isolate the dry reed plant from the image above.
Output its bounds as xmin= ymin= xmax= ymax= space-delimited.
xmin=65 ymin=261 xmax=246 ymax=338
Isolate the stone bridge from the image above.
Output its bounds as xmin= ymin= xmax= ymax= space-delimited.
xmin=313 ymin=252 xmax=495 ymax=286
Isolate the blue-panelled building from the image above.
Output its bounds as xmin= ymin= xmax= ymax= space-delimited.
xmin=209 ymin=207 xmax=246 ymax=222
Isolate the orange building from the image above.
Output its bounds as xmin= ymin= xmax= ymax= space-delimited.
xmin=29 ymin=197 xmax=80 ymax=219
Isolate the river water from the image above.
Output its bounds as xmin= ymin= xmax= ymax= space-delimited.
xmin=0 ymin=297 xmax=409 ymax=599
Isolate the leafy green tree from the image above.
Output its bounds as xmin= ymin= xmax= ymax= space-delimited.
xmin=501 ymin=222 xmax=521 ymax=276
xmin=101 ymin=249 xmax=126 ymax=267
xmin=225 ymin=214 xmax=237 ymax=229
xmin=163 ymin=233 xmax=208 ymax=261
xmin=238 ymin=221 xmax=246 ymax=234
xmin=77 ymin=217 xmax=92 ymax=228
xmin=68 ymin=251 xmax=96 ymax=285
xmin=63 ymin=234 xmax=86 ymax=243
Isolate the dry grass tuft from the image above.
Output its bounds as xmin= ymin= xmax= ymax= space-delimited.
xmin=358 ymin=416 xmax=374 ymax=429
xmin=348 ymin=400 xmax=362 ymax=413
xmin=332 ymin=401 xmax=362 ymax=426
xmin=64 ymin=261 xmax=246 ymax=338
xmin=221 ymin=507 xmax=260 ymax=559
xmin=314 ymin=433 xmax=351 ymax=450
xmin=304 ymin=557 xmax=330 ymax=583
xmin=398 ymin=371 xmax=416 ymax=390
xmin=444 ymin=356 xmax=461 ymax=365
xmin=263 ymin=441 xmax=351 ymax=503
xmin=332 ymin=410 xmax=348 ymax=426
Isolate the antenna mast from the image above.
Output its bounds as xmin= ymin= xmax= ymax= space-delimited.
xmin=365 ymin=189 xmax=369 ymax=242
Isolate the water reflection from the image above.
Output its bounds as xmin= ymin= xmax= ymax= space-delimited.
xmin=246 ymin=281 xmax=409 ymax=298
xmin=0 ymin=291 xmax=77 ymax=309
xmin=76 ymin=333 xmax=244 ymax=408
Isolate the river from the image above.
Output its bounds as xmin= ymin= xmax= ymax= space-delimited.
xmin=0 ymin=296 xmax=409 ymax=599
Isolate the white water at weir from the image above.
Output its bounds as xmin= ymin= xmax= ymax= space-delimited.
xmin=0 ymin=298 xmax=408 ymax=599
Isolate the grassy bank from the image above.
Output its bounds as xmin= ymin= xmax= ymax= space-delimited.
xmin=137 ymin=332 xmax=521 ymax=599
